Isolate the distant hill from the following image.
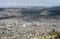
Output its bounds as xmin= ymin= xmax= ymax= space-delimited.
xmin=0 ymin=6 xmax=60 ymax=17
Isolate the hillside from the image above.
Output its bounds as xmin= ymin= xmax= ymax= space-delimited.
xmin=0 ymin=6 xmax=60 ymax=39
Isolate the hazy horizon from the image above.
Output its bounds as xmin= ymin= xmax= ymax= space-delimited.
xmin=0 ymin=0 xmax=60 ymax=7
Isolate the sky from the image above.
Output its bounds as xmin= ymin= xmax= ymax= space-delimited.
xmin=0 ymin=0 xmax=60 ymax=7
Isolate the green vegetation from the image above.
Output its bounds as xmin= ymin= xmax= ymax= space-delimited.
xmin=29 ymin=30 xmax=60 ymax=39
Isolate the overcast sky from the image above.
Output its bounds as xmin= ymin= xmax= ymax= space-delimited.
xmin=0 ymin=0 xmax=60 ymax=7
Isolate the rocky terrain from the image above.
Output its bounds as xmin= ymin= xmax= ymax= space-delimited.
xmin=0 ymin=6 xmax=60 ymax=39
